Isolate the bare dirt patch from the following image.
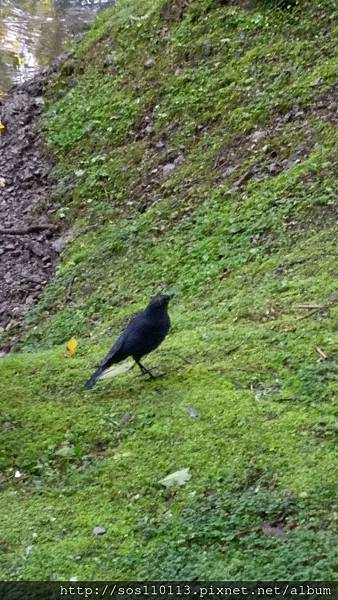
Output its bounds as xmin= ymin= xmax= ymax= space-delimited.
xmin=0 ymin=71 xmax=59 ymax=342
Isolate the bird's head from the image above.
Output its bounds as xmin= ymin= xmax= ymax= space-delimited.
xmin=148 ymin=293 xmax=174 ymax=310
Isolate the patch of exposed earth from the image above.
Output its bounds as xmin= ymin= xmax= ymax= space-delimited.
xmin=0 ymin=66 xmax=64 ymax=347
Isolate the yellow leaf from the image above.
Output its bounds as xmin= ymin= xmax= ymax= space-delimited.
xmin=0 ymin=120 xmax=5 ymax=135
xmin=66 ymin=337 xmax=78 ymax=356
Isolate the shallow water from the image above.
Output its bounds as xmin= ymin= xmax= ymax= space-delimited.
xmin=0 ymin=0 xmax=114 ymax=93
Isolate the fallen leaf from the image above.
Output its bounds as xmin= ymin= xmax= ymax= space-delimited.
xmin=159 ymin=468 xmax=191 ymax=488
xmin=66 ymin=337 xmax=78 ymax=356
xmin=0 ymin=120 xmax=5 ymax=135
xmin=112 ymin=451 xmax=131 ymax=460
xmin=55 ymin=445 xmax=76 ymax=458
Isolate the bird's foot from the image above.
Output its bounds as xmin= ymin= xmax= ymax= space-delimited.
xmin=135 ymin=359 xmax=165 ymax=379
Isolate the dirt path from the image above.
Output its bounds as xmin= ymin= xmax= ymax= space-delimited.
xmin=0 ymin=70 xmax=59 ymax=342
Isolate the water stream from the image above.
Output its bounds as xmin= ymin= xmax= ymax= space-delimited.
xmin=0 ymin=0 xmax=114 ymax=94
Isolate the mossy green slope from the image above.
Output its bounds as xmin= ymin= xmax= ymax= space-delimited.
xmin=0 ymin=0 xmax=337 ymax=579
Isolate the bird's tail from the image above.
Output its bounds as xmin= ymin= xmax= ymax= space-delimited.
xmin=84 ymin=366 xmax=104 ymax=390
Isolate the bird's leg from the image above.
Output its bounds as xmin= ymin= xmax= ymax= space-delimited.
xmin=134 ymin=358 xmax=156 ymax=379
xmin=134 ymin=359 xmax=166 ymax=379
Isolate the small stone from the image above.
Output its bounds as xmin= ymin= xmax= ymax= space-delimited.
xmin=329 ymin=291 xmax=338 ymax=304
xmin=144 ymin=58 xmax=155 ymax=69
xmin=267 ymin=162 xmax=280 ymax=174
xmin=162 ymin=162 xmax=176 ymax=175
xmin=174 ymin=154 xmax=184 ymax=167
xmin=52 ymin=229 xmax=77 ymax=254
xmin=61 ymin=60 xmax=76 ymax=76
xmin=186 ymin=406 xmax=198 ymax=418
xmin=251 ymin=129 xmax=266 ymax=143
xmin=92 ymin=526 xmax=106 ymax=536
xmin=222 ymin=166 xmax=236 ymax=178
xmin=103 ymin=54 xmax=115 ymax=68
xmin=120 ymin=413 xmax=133 ymax=425
xmin=261 ymin=523 xmax=287 ymax=540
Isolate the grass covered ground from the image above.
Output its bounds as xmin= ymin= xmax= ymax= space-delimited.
xmin=0 ymin=0 xmax=337 ymax=580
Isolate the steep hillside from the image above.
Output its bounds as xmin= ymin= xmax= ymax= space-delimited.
xmin=0 ymin=0 xmax=337 ymax=579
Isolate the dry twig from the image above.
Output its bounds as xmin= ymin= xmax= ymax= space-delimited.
xmin=294 ymin=303 xmax=324 ymax=309
xmin=316 ymin=346 xmax=328 ymax=361
xmin=0 ymin=224 xmax=56 ymax=236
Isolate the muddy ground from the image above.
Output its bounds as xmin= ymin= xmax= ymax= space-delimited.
xmin=0 ymin=67 xmax=62 ymax=347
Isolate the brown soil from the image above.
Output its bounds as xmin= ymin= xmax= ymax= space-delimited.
xmin=0 ymin=68 xmax=60 ymax=343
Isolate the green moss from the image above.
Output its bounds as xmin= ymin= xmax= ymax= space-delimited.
xmin=0 ymin=0 xmax=337 ymax=580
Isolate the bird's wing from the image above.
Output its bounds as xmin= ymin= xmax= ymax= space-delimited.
xmin=97 ymin=330 xmax=127 ymax=370
xmin=98 ymin=309 xmax=145 ymax=370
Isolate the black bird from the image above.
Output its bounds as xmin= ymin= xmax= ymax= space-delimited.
xmin=84 ymin=294 xmax=173 ymax=389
